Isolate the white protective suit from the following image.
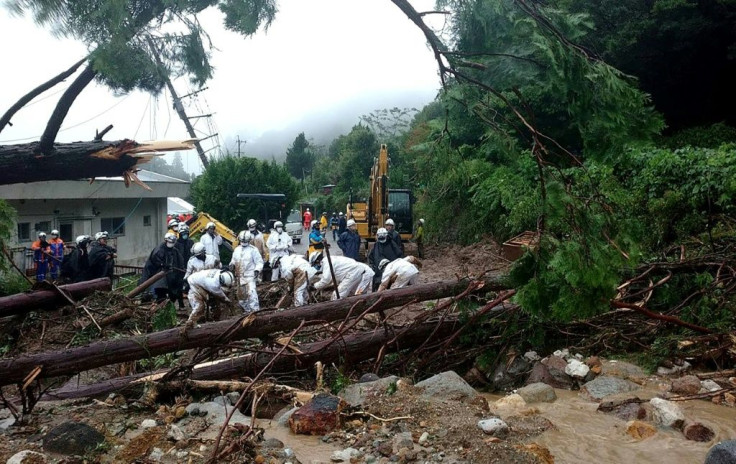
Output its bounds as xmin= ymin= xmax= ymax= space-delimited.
xmin=354 ymin=262 xmax=375 ymax=296
xmin=378 ymin=257 xmax=419 ymax=291
xmin=200 ymin=232 xmax=223 ymax=259
xmin=230 ymin=243 xmax=264 ymax=313
xmin=266 ymin=229 xmax=293 ymax=281
xmin=278 ymin=254 xmax=317 ymax=306
xmin=313 ymin=255 xmax=368 ymax=300
xmin=184 ymin=254 xmax=221 ymax=280
xmin=186 ymin=269 xmax=230 ymax=323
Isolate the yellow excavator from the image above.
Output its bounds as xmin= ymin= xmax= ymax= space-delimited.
xmin=186 ymin=212 xmax=239 ymax=251
xmin=348 ymin=144 xmax=413 ymax=244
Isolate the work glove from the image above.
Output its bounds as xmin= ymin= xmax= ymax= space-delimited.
xmin=308 ymin=284 xmax=317 ymax=292
xmin=40 ymin=241 xmax=49 ymax=248
xmin=254 ymin=270 xmax=260 ymax=280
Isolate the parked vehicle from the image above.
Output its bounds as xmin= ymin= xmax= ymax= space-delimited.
xmin=285 ymin=209 xmax=303 ymax=244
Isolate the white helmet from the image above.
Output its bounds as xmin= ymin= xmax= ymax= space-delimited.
xmin=306 ymin=208 xmax=310 ymax=212
xmin=311 ymin=220 xmax=318 ymax=228
xmin=274 ymin=221 xmax=283 ymax=229
xmin=309 ymin=251 xmax=324 ymax=266
xmin=178 ymin=223 xmax=189 ymax=233
xmin=95 ymin=231 xmax=109 ymax=241
xmin=385 ymin=219 xmax=395 ymax=227
xmin=75 ymin=235 xmax=90 ymax=246
xmin=168 ymin=219 xmax=179 ymax=228
xmin=206 ymin=221 xmax=216 ymax=230
xmin=247 ymin=219 xmax=257 ymax=230
xmin=238 ymin=230 xmax=253 ymax=243
xmin=191 ymin=242 xmax=206 ymax=256
xmin=419 ymin=218 xmax=425 ymax=224
xmin=50 ymin=229 xmax=60 ymax=236
xmin=219 ymin=270 xmax=234 ymax=288
xmin=379 ymin=259 xmax=390 ymax=271
xmin=377 ymin=228 xmax=388 ymax=242
xmin=339 ymin=212 xmax=344 ymax=216
xmin=164 ymin=232 xmax=177 ymax=243
xmin=347 ymin=219 xmax=356 ymax=227
xmin=38 ymin=231 xmax=47 ymax=239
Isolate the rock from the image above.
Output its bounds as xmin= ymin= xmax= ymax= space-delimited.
xmin=261 ymin=438 xmax=284 ymax=449
xmin=517 ymin=382 xmax=557 ymax=403
xmin=490 ymin=356 xmax=531 ymax=391
xmin=149 ymin=447 xmax=164 ymax=462
xmin=393 ymin=432 xmax=414 ymax=451
xmin=359 ymin=373 xmax=380 ymax=383
xmin=276 ymin=406 xmax=299 ymax=427
xmin=682 ymin=421 xmax=715 ymax=442
xmin=506 ymin=415 xmax=554 ymax=435
xmin=339 ymin=376 xmax=399 ymax=407
xmin=330 ymin=447 xmax=360 ymax=462
xmin=581 ymin=376 xmax=640 ymax=401
xmin=626 ymin=420 xmax=657 ymax=440
xmin=418 ymin=432 xmax=429 ymax=444
xmin=185 ymin=402 xmax=249 ymax=425
xmin=586 ymin=356 xmax=603 ymax=375
xmin=553 ymin=349 xmax=570 ymax=359
xmin=705 ymin=440 xmax=736 ymax=464
xmin=478 ymin=418 xmax=509 ymax=437
xmin=376 ymin=440 xmax=393 ymax=456
xmin=42 ymin=422 xmax=105 ymax=456
xmin=670 ymin=375 xmax=701 ymax=395
xmin=212 ymin=395 xmax=229 ymax=406
xmin=701 ymin=380 xmax=722 ymax=393
xmin=6 ymin=450 xmax=48 ymax=464
xmin=176 ymin=451 xmax=189 ymax=460
xmin=167 ymin=425 xmax=185 ymax=442
xmin=724 ymin=392 xmax=736 ymax=406
xmin=541 ymin=356 xmax=574 ymax=389
xmin=492 ymin=393 xmax=527 ymax=414
xmin=226 ymin=392 xmax=241 ymax=406
xmin=524 ymin=351 xmax=541 ymax=362
xmin=650 ymin=398 xmax=685 ymax=429
xmin=602 ymin=360 xmax=647 ymax=384
xmin=0 ymin=416 xmax=16 ymax=431
xmin=615 ymin=402 xmax=646 ymax=421
xmin=141 ymin=419 xmax=157 ymax=429
xmin=415 ymin=371 xmax=479 ymax=402
xmin=564 ymin=359 xmax=590 ymax=379
xmin=657 ymin=361 xmax=692 ymax=376
xmin=289 ymin=393 xmax=346 ymax=435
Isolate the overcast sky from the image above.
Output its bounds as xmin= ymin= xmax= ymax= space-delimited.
xmin=0 ymin=1 xmax=443 ymax=173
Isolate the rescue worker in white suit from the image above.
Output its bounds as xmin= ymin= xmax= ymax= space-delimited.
xmin=199 ymin=222 xmax=223 ymax=260
xmin=377 ymin=256 xmax=421 ymax=291
xmin=183 ymin=242 xmax=221 ymax=293
xmin=309 ymin=251 xmax=368 ymax=300
xmin=278 ymin=254 xmax=318 ymax=306
xmin=354 ymin=261 xmax=375 ymax=296
xmin=266 ymin=221 xmax=292 ymax=281
xmin=230 ymin=231 xmax=263 ymax=313
xmin=185 ymin=269 xmax=234 ymax=328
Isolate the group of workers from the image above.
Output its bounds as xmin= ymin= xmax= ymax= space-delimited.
xmin=30 ymin=230 xmax=118 ymax=284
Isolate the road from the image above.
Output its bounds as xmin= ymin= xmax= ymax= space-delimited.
xmin=288 ymin=227 xmax=344 ymax=258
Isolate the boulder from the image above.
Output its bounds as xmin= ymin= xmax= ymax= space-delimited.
xmin=415 ymin=371 xmax=479 ymax=402
xmin=597 ymin=395 xmax=648 ymax=421
xmin=330 ymin=447 xmax=360 ymax=462
xmin=565 ymin=359 xmax=590 ymax=379
xmin=682 ymin=421 xmax=715 ymax=442
xmin=359 ymin=373 xmax=380 ymax=383
xmin=517 ymin=382 xmax=557 ymax=403
xmin=289 ymin=393 xmax=346 ymax=435
xmin=490 ymin=356 xmax=532 ymax=391
xmin=340 ymin=376 xmax=398 ymax=407
xmin=185 ymin=401 xmax=249 ymax=426
xmin=670 ymin=375 xmax=701 ymax=396
xmin=6 ymin=450 xmax=49 ymax=464
xmin=478 ymin=418 xmax=509 ymax=438
xmin=601 ymin=360 xmax=647 ymax=384
xmin=626 ymin=420 xmax=656 ymax=440
xmin=705 ymin=440 xmax=736 ymax=464
xmin=657 ymin=360 xmax=692 ymax=376
xmin=141 ymin=419 xmax=157 ymax=429
xmin=541 ymin=356 xmax=574 ymax=389
xmin=581 ymin=376 xmax=640 ymax=401
xmin=167 ymin=425 xmax=186 ymax=442
xmin=614 ymin=402 xmax=647 ymax=421
xmin=649 ymin=398 xmax=685 ymax=429
xmin=701 ymin=380 xmax=722 ymax=393
xmin=492 ymin=394 xmax=527 ymax=414
xmin=585 ymin=356 xmax=603 ymax=375
xmin=43 ymin=422 xmax=105 ymax=456
xmin=524 ymin=351 xmax=541 ymax=362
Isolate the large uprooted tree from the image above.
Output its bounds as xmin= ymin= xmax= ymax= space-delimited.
xmin=0 ymin=0 xmax=277 ymax=185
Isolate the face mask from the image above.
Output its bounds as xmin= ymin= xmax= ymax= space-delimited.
xmin=276 ymin=227 xmax=283 ymax=233
xmin=166 ymin=242 xmax=175 ymax=248
xmin=378 ymin=236 xmax=387 ymax=243
xmin=179 ymin=233 xmax=187 ymax=239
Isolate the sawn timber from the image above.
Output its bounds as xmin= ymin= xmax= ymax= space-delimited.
xmin=0 ymin=278 xmax=111 ymax=317
xmin=0 ymin=276 xmax=507 ymax=386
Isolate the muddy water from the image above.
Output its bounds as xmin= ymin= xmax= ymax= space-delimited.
xmin=487 ymin=389 xmax=736 ymax=464
xmin=259 ymin=417 xmax=339 ymax=462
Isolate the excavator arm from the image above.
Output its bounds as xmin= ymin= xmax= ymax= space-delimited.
xmin=187 ymin=212 xmax=238 ymax=251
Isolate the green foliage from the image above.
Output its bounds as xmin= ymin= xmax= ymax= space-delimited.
xmin=360 ymin=107 xmax=419 ymax=139
xmin=191 ymin=155 xmax=300 ymax=231
xmin=0 ymin=272 xmax=32 ymax=297
xmin=329 ymin=369 xmax=351 ymax=395
xmin=285 ymin=133 xmax=314 ymax=180
xmin=659 ymin=123 xmax=736 ymax=150
xmin=0 ymin=200 xmax=16 ymax=273
xmin=138 ymin=353 xmax=178 ymax=371
xmin=152 ymin=302 xmax=178 ymax=331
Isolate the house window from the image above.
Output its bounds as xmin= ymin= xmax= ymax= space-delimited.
xmin=101 ymin=217 xmax=126 ymax=237
xmin=59 ymin=223 xmax=73 ymax=243
xmin=143 ymin=215 xmax=152 ymax=227
xmin=17 ymin=222 xmax=30 ymax=241
xmin=35 ymin=221 xmax=51 ymax=234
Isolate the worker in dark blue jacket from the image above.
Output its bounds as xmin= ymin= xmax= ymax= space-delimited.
xmin=338 ymin=219 xmax=361 ymax=260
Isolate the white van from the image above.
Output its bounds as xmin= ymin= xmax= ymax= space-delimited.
xmin=285 ymin=209 xmax=303 ymax=244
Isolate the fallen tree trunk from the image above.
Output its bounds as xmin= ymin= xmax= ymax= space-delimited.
xmin=47 ymin=319 xmax=459 ymax=400
xmin=0 ymin=139 xmax=195 ymax=186
xmin=0 ymin=278 xmax=111 ymax=318
xmin=0 ymin=277 xmax=506 ymax=386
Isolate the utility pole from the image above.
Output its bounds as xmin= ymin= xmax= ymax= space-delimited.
xmin=145 ymin=36 xmax=209 ymax=169
xmin=236 ymin=136 xmax=246 ymax=158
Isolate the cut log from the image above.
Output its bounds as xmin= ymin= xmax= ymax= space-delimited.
xmin=0 ymin=277 xmax=506 ymax=386
xmin=0 ymin=278 xmax=111 ymax=318
xmin=0 ymin=139 xmax=195 ymax=186
xmin=47 ymin=319 xmax=458 ymax=400
xmin=126 ymin=270 xmax=166 ymax=298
